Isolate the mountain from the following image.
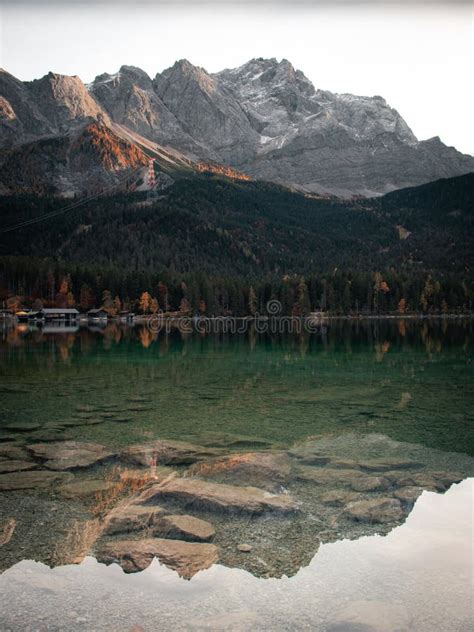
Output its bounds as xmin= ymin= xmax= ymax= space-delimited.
xmin=1 ymin=60 xmax=473 ymax=197
xmin=0 ymin=67 xmax=214 ymax=195
xmin=215 ymin=59 xmax=474 ymax=197
xmin=90 ymin=65 xmax=202 ymax=157
xmin=0 ymin=69 xmax=108 ymax=143
xmin=94 ymin=57 xmax=474 ymax=197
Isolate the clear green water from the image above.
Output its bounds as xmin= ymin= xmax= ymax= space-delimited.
xmin=0 ymin=319 xmax=473 ymax=631
xmin=1 ymin=318 xmax=473 ymax=455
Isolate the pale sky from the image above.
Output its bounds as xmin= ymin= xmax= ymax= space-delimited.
xmin=1 ymin=1 xmax=473 ymax=154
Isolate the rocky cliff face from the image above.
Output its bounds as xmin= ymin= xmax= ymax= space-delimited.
xmin=154 ymin=59 xmax=259 ymax=164
xmin=0 ymin=69 xmax=54 ymax=145
xmin=0 ymin=69 xmax=109 ymax=144
xmin=90 ymin=66 xmax=196 ymax=153
xmin=26 ymin=72 xmax=109 ymax=132
xmin=1 ymin=59 xmax=473 ymax=197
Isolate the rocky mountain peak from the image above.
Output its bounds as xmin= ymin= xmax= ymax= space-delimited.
xmin=153 ymin=59 xmax=258 ymax=162
xmin=155 ymin=59 xmax=217 ymax=97
xmin=26 ymin=71 xmax=107 ymax=130
xmin=118 ymin=66 xmax=153 ymax=89
xmin=217 ymin=57 xmax=315 ymax=98
xmin=91 ymin=66 xmax=154 ymax=103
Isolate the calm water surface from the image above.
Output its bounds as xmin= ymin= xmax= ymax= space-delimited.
xmin=0 ymin=319 xmax=472 ymax=631
xmin=1 ymin=319 xmax=473 ymax=453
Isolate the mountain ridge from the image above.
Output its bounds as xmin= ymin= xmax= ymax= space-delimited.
xmin=1 ymin=59 xmax=473 ymax=197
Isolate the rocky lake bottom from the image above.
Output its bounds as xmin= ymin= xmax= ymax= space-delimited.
xmin=0 ymin=320 xmax=473 ymax=630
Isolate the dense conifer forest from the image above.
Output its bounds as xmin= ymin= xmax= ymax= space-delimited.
xmin=0 ymin=173 xmax=472 ymax=316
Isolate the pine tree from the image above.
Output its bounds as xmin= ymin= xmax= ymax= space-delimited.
xmin=248 ymin=286 xmax=257 ymax=316
xmin=298 ymin=277 xmax=311 ymax=314
xmin=102 ymin=290 xmax=114 ymax=313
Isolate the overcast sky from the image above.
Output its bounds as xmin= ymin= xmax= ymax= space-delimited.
xmin=1 ymin=1 xmax=472 ymax=154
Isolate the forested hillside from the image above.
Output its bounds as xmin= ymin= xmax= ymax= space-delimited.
xmin=0 ymin=173 xmax=473 ymax=315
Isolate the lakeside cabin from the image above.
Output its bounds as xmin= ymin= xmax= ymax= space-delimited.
xmin=16 ymin=310 xmax=42 ymax=323
xmin=40 ymin=308 xmax=79 ymax=323
xmin=87 ymin=308 xmax=109 ymax=323
xmin=119 ymin=310 xmax=135 ymax=324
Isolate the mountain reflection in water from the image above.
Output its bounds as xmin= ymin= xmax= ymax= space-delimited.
xmin=0 ymin=479 xmax=471 ymax=631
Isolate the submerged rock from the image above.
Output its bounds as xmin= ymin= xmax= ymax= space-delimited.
xmin=393 ymin=486 xmax=425 ymax=503
xmin=154 ymin=515 xmax=215 ymax=542
xmin=351 ymin=475 xmax=391 ymax=492
xmin=189 ymin=451 xmax=292 ymax=490
xmin=97 ymin=538 xmax=219 ymax=578
xmin=237 ymin=543 xmax=253 ymax=553
xmin=385 ymin=470 xmax=463 ymax=491
xmin=57 ymin=479 xmax=117 ymax=499
xmin=187 ymin=432 xmax=274 ymax=450
xmin=0 ymin=470 xmax=73 ymax=491
xmin=26 ymin=441 xmax=115 ymax=470
xmin=0 ymin=444 xmax=31 ymax=461
xmin=326 ymin=458 xmax=362 ymax=470
xmin=137 ymin=478 xmax=299 ymax=514
xmin=358 ymin=458 xmax=424 ymax=472
xmin=0 ymin=460 xmax=37 ymax=474
xmin=319 ymin=490 xmax=361 ymax=506
xmin=105 ymin=503 xmax=167 ymax=535
xmin=296 ymin=466 xmax=364 ymax=485
xmin=2 ymin=422 xmax=41 ymax=433
xmin=26 ymin=430 xmax=72 ymax=443
xmin=46 ymin=420 xmax=90 ymax=428
xmin=120 ymin=440 xmax=222 ymax=467
xmin=343 ymin=498 xmax=405 ymax=524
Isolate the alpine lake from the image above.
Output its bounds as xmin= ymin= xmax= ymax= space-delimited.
xmin=0 ymin=318 xmax=473 ymax=631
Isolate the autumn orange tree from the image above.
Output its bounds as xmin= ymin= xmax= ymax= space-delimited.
xmin=139 ymin=291 xmax=152 ymax=314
